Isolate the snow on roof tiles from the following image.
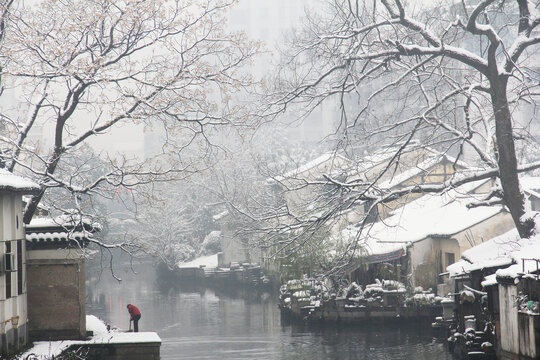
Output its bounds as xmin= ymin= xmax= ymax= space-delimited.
xmin=0 ymin=168 xmax=39 ymax=193
xmin=272 ymin=152 xmax=353 ymax=183
xmin=494 ymin=239 xmax=540 ymax=279
xmin=366 ymin=184 xmax=503 ymax=244
xmin=26 ymin=214 xmax=102 ymax=232
xmin=376 ymin=153 xmax=469 ymax=189
xmin=447 ymin=229 xmax=540 ymax=281
xmin=26 ymin=231 xmax=89 ymax=242
xmin=339 ymin=226 xmax=404 ymax=257
xmin=338 ymin=181 xmax=506 ymax=260
xmin=448 ymin=178 xmax=540 ymax=280
xmin=520 ymin=176 xmax=540 ymax=198
xmin=178 ymin=253 xmax=218 ymax=269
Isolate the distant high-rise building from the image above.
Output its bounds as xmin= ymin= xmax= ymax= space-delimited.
xmin=229 ymin=0 xmax=338 ymax=144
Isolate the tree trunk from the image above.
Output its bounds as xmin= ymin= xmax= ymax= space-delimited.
xmin=23 ymin=148 xmax=62 ymax=224
xmin=491 ymin=77 xmax=534 ymax=238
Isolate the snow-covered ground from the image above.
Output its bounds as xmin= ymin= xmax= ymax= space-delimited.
xmin=178 ymin=253 xmax=218 ymax=269
xmin=16 ymin=315 xmax=161 ymax=359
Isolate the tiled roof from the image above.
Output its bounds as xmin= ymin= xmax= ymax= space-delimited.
xmin=0 ymin=169 xmax=39 ymax=193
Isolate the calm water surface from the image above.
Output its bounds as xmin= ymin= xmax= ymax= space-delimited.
xmin=86 ymin=260 xmax=452 ymax=360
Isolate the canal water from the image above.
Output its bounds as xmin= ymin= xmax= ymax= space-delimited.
xmin=86 ymin=259 xmax=452 ymax=360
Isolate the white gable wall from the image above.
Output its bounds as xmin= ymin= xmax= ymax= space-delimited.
xmin=220 ymin=221 xmax=261 ymax=267
xmin=0 ymin=192 xmax=29 ymax=355
xmin=451 ymin=212 xmax=515 ymax=253
xmin=408 ymin=211 xmax=515 ymax=291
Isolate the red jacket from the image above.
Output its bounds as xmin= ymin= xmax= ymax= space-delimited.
xmin=127 ymin=304 xmax=141 ymax=318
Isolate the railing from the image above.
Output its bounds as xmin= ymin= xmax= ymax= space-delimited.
xmin=522 ymin=258 xmax=540 ymax=278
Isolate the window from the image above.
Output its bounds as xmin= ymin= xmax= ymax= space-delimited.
xmin=445 ymin=252 xmax=456 ymax=268
xmin=364 ymin=200 xmax=379 ymax=223
xmin=5 ymin=241 xmax=12 ymax=299
xmin=17 ymin=240 xmax=23 ymax=295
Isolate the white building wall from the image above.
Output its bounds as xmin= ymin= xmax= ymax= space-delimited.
xmin=220 ymin=225 xmax=261 ymax=267
xmin=408 ymin=238 xmax=433 ymax=288
xmin=499 ymin=283 xmax=520 ymax=355
xmin=0 ymin=192 xmax=28 ymax=354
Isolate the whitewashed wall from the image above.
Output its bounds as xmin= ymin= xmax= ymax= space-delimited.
xmin=0 ymin=192 xmax=28 ymax=350
xmin=220 ymin=227 xmax=261 ymax=267
xmin=499 ymin=283 xmax=519 ymax=355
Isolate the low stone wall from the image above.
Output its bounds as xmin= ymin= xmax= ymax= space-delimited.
xmin=177 ymin=264 xmax=271 ymax=289
xmin=178 ymin=267 xmax=205 ymax=282
xmin=27 ymin=257 xmax=86 ymax=340
xmin=288 ymin=302 xmax=442 ymax=324
xmin=69 ymin=342 xmax=161 ymax=360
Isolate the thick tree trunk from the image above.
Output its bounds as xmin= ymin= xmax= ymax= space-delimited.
xmin=23 ymin=148 xmax=62 ymax=224
xmin=491 ymin=77 xmax=534 ymax=238
xmin=23 ymin=98 xmax=70 ymax=224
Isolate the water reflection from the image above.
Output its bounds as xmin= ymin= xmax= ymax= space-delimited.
xmin=87 ymin=260 xmax=452 ymax=360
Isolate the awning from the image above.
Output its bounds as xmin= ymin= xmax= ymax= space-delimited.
xmin=367 ymin=248 xmax=405 ymax=264
xmin=342 ymin=247 xmax=406 ymax=274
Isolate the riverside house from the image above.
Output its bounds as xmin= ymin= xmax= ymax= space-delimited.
xmin=25 ymin=214 xmax=100 ymax=341
xmin=220 ymin=145 xmax=469 ymax=276
xmin=341 ymin=179 xmax=515 ymax=294
xmin=0 ymin=169 xmax=39 ymax=356
xmin=445 ymin=176 xmax=540 ymax=360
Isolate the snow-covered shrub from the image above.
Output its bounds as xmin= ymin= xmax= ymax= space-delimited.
xmin=459 ymin=290 xmax=475 ymax=304
xmin=364 ymin=284 xmax=384 ymax=297
xmin=345 ymin=282 xmax=363 ymax=299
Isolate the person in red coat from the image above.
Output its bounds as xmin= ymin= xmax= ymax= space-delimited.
xmin=126 ymin=304 xmax=141 ymax=332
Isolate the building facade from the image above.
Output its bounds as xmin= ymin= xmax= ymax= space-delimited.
xmin=25 ymin=216 xmax=97 ymax=341
xmin=0 ymin=169 xmax=39 ymax=356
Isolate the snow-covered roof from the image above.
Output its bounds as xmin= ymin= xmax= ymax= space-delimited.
xmin=376 ymin=153 xmax=467 ymax=189
xmin=270 ymin=144 xmax=472 ymax=199
xmin=178 ymin=253 xmax=219 ymax=269
xmin=356 ymin=143 xmax=467 ymax=172
xmin=521 ymin=176 xmax=540 ymax=198
xmin=213 ymin=210 xmax=229 ymax=221
xmin=336 ymin=181 xmax=504 ymax=266
xmin=26 ymin=214 xmax=102 ymax=232
xmin=360 ymin=182 xmax=505 ymax=245
xmin=25 ymin=229 xmax=95 ymax=250
xmin=447 ymin=228 xmax=519 ymax=277
xmin=447 ymin=218 xmax=540 ymax=284
xmin=355 ymin=142 xmax=425 ymax=167
xmin=272 ymin=152 xmax=353 ymax=183
xmin=340 ymin=226 xmax=407 ymax=258
xmin=26 ymin=214 xmax=101 ymax=249
xmin=0 ymin=168 xmax=39 ymax=193
xmin=26 ymin=231 xmax=90 ymax=243
xmin=445 ymin=177 xmax=540 ymax=281
xmin=494 ymin=237 xmax=540 ymax=280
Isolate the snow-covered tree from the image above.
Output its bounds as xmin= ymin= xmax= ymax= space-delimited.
xmin=263 ymin=0 xmax=540 ymax=240
xmin=0 ymin=0 xmax=257 ymax=253
xmin=133 ymin=180 xmax=220 ymax=267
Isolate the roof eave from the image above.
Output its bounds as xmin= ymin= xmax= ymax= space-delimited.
xmin=0 ymin=187 xmax=40 ymax=195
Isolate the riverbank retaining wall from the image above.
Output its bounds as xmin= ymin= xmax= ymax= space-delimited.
xmin=70 ymin=341 xmax=160 ymax=360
